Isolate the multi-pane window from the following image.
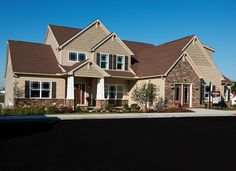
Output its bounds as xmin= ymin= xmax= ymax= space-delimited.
xmin=116 ymin=55 xmax=124 ymax=70
xmin=204 ymin=85 xmax=210 ymax=101
xmin=69 ymin=52 xmax=77 ymax=61
xmin=100 ymin=54 xmax=109 ymax=69
xmin=69 ymin=52 xmax=87 ymax=62
xmin=30 ymin=81 xmax=51 ymax=98
xmin=104 ymin=84 xmax=124 ymax=99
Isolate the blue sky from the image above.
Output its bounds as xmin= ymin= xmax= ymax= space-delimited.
xmin=0 ymin=0 xmax=235 ymax=89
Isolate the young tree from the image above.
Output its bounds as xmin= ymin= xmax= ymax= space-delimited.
xmin=231 ymin=82 xmax=236 ymax=93
xmin=131 ymin=81 xmax=159 ymax=110
xmin=13 ymin=81 xmax=24 ymax=105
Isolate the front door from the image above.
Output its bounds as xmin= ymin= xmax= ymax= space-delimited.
xmin=174 ymin=84 xmax=191 ymax=107
xmin=75 ymin=84 xmax=86 ymax=105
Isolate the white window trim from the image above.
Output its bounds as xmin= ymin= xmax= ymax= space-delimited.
xmin=100 ymin=53 xmax=109 ymax=69
xmin=104 ymin=84 xmax=124 ymax=100
xmin=203 ymin=84 xmax=210 ymax=102
xmin=116 ymin=54 xmax=125 ymax=71
xmin=68 ymin=51 xmax=87 ymax=62
xmin=29 ymin=81 xmax=52 ymax=99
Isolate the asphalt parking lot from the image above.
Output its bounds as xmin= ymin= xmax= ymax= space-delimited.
xmin=1 ymin=117 xmax=236 ymax=170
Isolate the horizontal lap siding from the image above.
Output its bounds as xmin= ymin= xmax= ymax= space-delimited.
xmin=74 ymin=63 xmax=104 ymax=77
xmin=186 ymin=42 xmax=221 ymax=89
xmin=15 ymin=76 xmax=66 ymax=99
xmin=128 ymin=78 xmax=165 ymax=106
xmin=45 ymin=28 xmax=60 ymax=63
xmin=95 ymin=38 xmax=131 ymax=68
xmin=61 ymin=25 xmax=108 ymax=66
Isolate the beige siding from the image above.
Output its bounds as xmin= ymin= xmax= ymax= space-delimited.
xmin=61 ymin=24 xmax=108 ymax=66
xmin=45 ymin=28 xmax=60 ymax=63
xmin=15 ymin=76 xmax=66 ymax=99
xmin=74 ymin=63 xmax=105 ymax=77
xmin=128 ymin=78 xmax=165 ymax=106
xmin=95 ymin=37 xmax=131 ymax=67
xmin=186 ymin=41 xmax=222 ymax=90
xmin=204 ymin=47 xmax=213 ymax=58
xmin=4 ymin=50 xmax=14 ymax=107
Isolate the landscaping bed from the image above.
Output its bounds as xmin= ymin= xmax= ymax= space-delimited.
xmin=0 ymin=103 xmax=192 ymax=116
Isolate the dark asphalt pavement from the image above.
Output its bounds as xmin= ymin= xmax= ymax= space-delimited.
xmin=0 ymin=117 xmax=236 ymax=170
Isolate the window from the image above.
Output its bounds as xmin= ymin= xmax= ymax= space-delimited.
xmin=109 ymin=85 xmax=116 ymax=99
xmin=204 ymin=85 xmax=210 ymax=101
xmin=104 ymin=84 xmax=124 ymax=100
xmin=69 ymin=52 xmax=77 ymax=61
xmin=117 ymin=85 xmax=124 ymax=99
xmin=78 ymin=53 xmax=86 ymax=61
xmin=116 ymin=55 xmax=124 ymax=70
xmin=174 ymin=84 xmax=181 ymax=101
xmin=69 ymin=52 xmax=87 ymax=62
xmin=30 ymin=81 xmax=51 ymax=98
xmin=100 ymin=54 xmax=109 ymax=69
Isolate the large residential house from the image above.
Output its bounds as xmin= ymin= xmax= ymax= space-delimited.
xmin=4 ymin=19 xmax=233 ymax=108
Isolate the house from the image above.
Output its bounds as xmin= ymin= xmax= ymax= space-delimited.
xmin=4 ymin=19 xmax=233 ymax=108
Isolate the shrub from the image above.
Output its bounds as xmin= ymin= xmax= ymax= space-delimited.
xmin=46 ymin=105 xmax=59 ymax=114
xmin=75 ymin=105 xmax=82 ymax=112
xmin=130 ymin=104 xmax=140 ymax=110
xmin=123 ymin=103 xmax=129 ymax=110
xmin=232 ymin=104 xmax=236 ymax=109
xmin=155 ymin=98 xmax=165 ymax=111
xmin=59 ymin=105 xmax=73 ymax=113
xmin=167 ymin=103 xmax=178 ymax=112
xmin=0 ymin=94 xmax=4 ymax=103
xmin=105 ymin=104 xmax=115 ymax=112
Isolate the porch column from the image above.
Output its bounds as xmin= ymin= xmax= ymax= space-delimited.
xmin=96 ymin=77 xmax=104 ymax=100
xmin=67 ymin=76 xmax=74 ymax=99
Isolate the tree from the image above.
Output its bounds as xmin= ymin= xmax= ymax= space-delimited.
xmin=131 ymin=81 xmax=159 ymax=110
xmin=13 ymin=81 xmax=24 ymax=105
xmin=231 ymin=82 xmax=236 ymax=93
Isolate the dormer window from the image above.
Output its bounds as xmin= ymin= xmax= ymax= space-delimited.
xmin=69 ymin=52 xmax=87 ymax=62
xmin=116 ymin=55 xmax=124 ymax=70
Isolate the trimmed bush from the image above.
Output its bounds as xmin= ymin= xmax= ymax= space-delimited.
xmin=105 ymin=104 xmax=115 ymax=112
xmin=130 ymin=104 xmax=140 ymax=110
xmin=123 ymin=103 xmax=130 ymax=110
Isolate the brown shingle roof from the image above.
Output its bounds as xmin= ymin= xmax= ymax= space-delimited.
xmin=106 ymin=70 xmax=136 ymax=78
xmin=49 ymin=25 xmax=82 ymax=46
xmin=9 ymin=40 xmax=62 ymax=75
xmin=124 ymin=35 xmax=195 ymax=77
xmin=222 ymin=75 xmax=233 ymax=85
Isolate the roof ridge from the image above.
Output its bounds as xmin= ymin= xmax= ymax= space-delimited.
xmin=123 ymin=40 xmax=154 ymax=46
xmin=49 ymin=24 xmax=82 ymax=30
xmin=8 ymin=40 xmax=50 ymax=46
xmin=156 ymin=35 xmax=195 ymax=47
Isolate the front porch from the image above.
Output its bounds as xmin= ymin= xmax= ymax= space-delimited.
xmin=66 ymin=76 xmax=129 ymax=108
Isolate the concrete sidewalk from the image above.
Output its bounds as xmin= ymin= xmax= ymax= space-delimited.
xmin=0 ymin=108 xmax=235 ymax=121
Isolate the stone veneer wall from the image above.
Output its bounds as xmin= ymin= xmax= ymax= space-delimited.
xmin=165 ymin=58 xmax=201 ymax=107
xmin=15 ymin=99 xmax=65 ymax=106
